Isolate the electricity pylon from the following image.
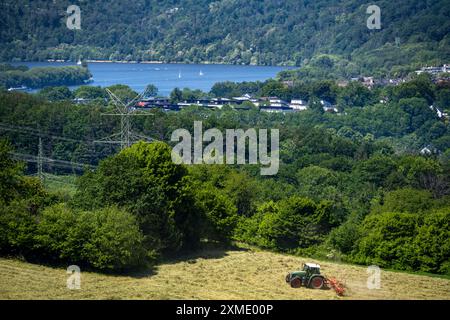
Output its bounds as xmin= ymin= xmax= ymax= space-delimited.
xmin=37 ymin=136 xmax=44 ymax=182
xmin=95 ymin=87 xmax=154 ymax=150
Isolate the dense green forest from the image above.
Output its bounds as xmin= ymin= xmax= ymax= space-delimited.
xmin=0 ymin=63 xmax=92 ymax=89
xmin=0 ymin=74 xmax=449 ymax=273
xmin=1 ymin=0 xmax=449 ymax=77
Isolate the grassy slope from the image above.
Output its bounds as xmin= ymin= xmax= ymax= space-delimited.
xmin=43 ymin=175 xmax=78 ymax=197
xmin=1 ymin=247 xmax=449 ymax=300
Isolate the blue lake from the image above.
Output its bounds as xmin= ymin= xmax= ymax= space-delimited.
xmin=12 ymin=62 xmax=293 ymax=96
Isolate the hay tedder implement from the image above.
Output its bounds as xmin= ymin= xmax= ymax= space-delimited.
xmin=285 ymin=263 xmax=346 ymax=296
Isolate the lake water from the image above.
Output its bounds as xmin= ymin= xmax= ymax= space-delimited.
xmin=12 ymin=62 xmax=293 ymax=96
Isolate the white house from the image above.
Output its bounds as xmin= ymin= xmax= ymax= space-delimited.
xmin=321 ymin=100 xmax=338 ymax=113
xmin=268 ymin=98 xmax=289 ymax=107
xmin=232 ymin=93 xmax=253 ymax=101
xmin=420 ymin=147 xmax=432 ymax=155
xmin=289 ymin=99 xmax=308 ymax=111
xmin=416 ymin=64 xmax=450 ymax=75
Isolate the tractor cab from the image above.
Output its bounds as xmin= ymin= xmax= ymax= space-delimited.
xmin=302 ymin=263 xmax=321 ymax=276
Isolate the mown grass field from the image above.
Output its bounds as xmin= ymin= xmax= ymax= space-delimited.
xmin=1 ymin=247 xmax=449 ymax=300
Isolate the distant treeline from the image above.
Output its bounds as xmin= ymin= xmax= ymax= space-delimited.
xmin=0 ymin=64 xmax=92 ymax=89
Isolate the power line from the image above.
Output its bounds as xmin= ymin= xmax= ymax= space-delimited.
xmin=0 ymin=122 xmax=109 ymax=165
xmin=1 ymin=91 xmax=157 ymax=175
xmin=10 ymin=152 xmax=96 ymax=170
xmin=0 ymin=122 xmax=88 ymax=144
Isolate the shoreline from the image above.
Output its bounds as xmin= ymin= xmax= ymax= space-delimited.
xmin=11 ymin=59 xmax=296 ymax=68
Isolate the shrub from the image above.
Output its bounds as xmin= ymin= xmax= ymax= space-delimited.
xmin=77 ymin=207 xmax=148 ymax=271
xmin=237 ymin=197 xmax=337 ymax=251
xmin=35 ymin=204 xmax=148 ymax=271
xmin=196 ymin=189 xmax=238 ymax=243
xmin=234 ymin=201 xmax=279 ymax=248
xmin=0 ymin=200 xmax=37 ymax=255
xmin=74 ymin=141 xmax=202 ymax=253
xmin=371 ymin=188 xmax=434 ymax=214
xmin=352 ymin=212 xmax=419 ymax=269
xmin=34 ymin=204 xmax=79 ymax=260
xmin=327 ymin=218 xmax=361 ymax=254
xmin=414 ymin=208 xmax=450 ymax=274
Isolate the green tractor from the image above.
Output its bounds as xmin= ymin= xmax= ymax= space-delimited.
xmin=285 ymin=263 xmax=326 ymax=289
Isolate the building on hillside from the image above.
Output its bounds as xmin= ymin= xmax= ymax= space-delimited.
xmin=177 ymin=97 xmax=234 ymax=109
xmin=282 ymin=80 xmax=294 ymax=87
xmin=231 ymin=94 xmax=261 ymax=107
xmin=420 ymin=146 xmax=432 ymax=155
xmin=73 ymin=97 xmax=92 ymax=104
xmin=260 ymin=106 xmax=295 ymax=113
xmin=289 ymin=99 xmax=308 ymax=111
xmin=268 ymin=97 xmax=290 ymax=108
xmin=362 ymin=77 xmax=375 ymax=89
xmin=232 ymin=93 xmax=253 ymax=102
xmin=420 ymin=145 xmax=440 ymax=155
xmin=337 ymin=80 xmax=349 ymax=87
xmin=415 ymin=64 xmax=449 ymax=76
xmin=134 ymin=97 xmax=179 ymax=111
xmin=384 ymin=78 xmax=406 ymax=86
xmin=351 ymin=76 xmax=375 ymax=89
xmin=320 ymin=99 xmax=338 ymax=113
xmin=258 ymin=97 xmax=294 ymax=113
xmin=249 ymin=98 xmax=263 ymax=107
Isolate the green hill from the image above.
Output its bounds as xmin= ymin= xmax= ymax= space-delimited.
xmin=1 ymin=0 xmax=449 ymax=76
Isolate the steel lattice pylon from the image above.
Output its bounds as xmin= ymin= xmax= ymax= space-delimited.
xmin=95 ymin=87 xmax=155 ymax=150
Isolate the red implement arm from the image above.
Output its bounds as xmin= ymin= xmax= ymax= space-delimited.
xmin=325 ymin=277 xmax=346 ymax=296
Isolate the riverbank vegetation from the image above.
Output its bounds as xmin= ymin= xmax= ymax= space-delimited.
xmin=0 ymin=63 xmax=92 ymax=89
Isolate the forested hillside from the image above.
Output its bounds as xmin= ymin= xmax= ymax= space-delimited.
xmin=1 ymin=0 xmax=449 ymax=76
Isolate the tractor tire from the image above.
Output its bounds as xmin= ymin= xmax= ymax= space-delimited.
xmin=309 ymin=276 xmax=324 ymax=289
xmin=290 ymin=277 xmax=302 ymax=288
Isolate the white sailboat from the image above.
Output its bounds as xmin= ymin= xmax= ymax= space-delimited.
xmin=199 ymin=70 xmax=204 ymax=76
xmin=178 ymin=70 xmax=182 ymax=79
xmin=77 ymin=58 xmax=82 ymax=65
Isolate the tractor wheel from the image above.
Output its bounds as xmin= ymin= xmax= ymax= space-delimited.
xmin=309 ymin=276 xmax=324 ymax=289
xmin=290 ymin=277 xmax=302 ymax=288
